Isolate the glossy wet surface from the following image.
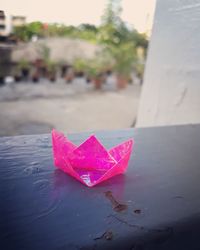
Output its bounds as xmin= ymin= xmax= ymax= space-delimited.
xmin=1 ymin=125 xmax=200 ymax=249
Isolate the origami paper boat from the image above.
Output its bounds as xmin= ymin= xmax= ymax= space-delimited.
xmin=52 ymin=129 xmax=134 ymax=187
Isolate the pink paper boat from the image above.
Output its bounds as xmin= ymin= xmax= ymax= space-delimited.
xmin=52 ymin=129 xmax=134 ymax=187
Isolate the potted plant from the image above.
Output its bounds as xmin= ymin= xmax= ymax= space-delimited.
xmin=73 ymin=58 xmax=87 ymax=78
xmin=31 ymin=59 xmax=42 ymax=83
xmin=96 ymin=49 xmax=114 ymax=74
xmin=47 ymin=60 xmax=57 ymax=82
xmin=18 ymin=58 xmax=30 ymax=81
xmin=13 ymin=65 xmax=22 ymax=83
xmin=31 ymin=70 xmax=40 ymax=83
xmin=111 ymin=42 xmax=136 ymax=89
xmin=65 ymin=66 xmax=74 ymax=84
xmin=85 ymin=59 xmax=104 ymax=90
xmin=57 ymin=59 xmax=69 ymax=78
xmin=37 ymin=44 xmax=51 ymax=79
xmin=134 ymin=62 xmax=144 ymax=85
xmin=0 ymin=75 xmax=5 ymax=86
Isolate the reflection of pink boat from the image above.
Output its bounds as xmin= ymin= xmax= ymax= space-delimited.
xmin=52 ymin=129 xmax=134 ymax=187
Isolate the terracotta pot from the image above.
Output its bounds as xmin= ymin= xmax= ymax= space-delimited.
xmin=117 ymin=75 xmax=128 ymax=89
xmin=14 ymin=75 xmax=22 ymax=83
xmin=93 ymin=78 xmax=102 ymax=90
xmin=65 ymin=74 xmax=74 ymax=84
xmin=32 ymin=72 xmax=40 ymax=83
xmin=49 ymin=74 xmax=56 ymax=82
xmin=21 ymin=68 xmax=30 ymax=80
xmin=40 ymin=66 xmax=48 ymax=78
xmin=75 ymin=71 xmax=84 ymax=78
xmin=86 ymin=77 xmax=91 ymax=83
xmin=0 ymin=76 xmax=5 ymax=85
xmin=61 ymin=65 xmax=69 ymax=78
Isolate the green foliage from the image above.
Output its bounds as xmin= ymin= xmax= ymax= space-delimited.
xmin=13 ymin=22 xmax=43 ymax=41
xmin=12 ymin=1 xmax=148 ymax=48
xmin=27 ymin=22 xmax=43 ymax=36
xmin=100 ymin=0 xmax=148 ymax=79
xmin=101 ymin=0 xmax=122 ymax=26
xmin=98 ymin=24 xmax=119 ymax=46
xmin=12 ymin=0 xmax=148 ymax=79
xmin=78 ymin=24 xmax=98 ymax=33
xmin=110 ymin=42 xmax=137 ymax=77
xmin=13 ymin=25 xmax=29 ymax=41
xmin=37 ymin=43 xmax=51 ymax=63
xmin=99 ymin=0 xmax=139 ymax=78
xmin=130 ymin=32 xmax=148 ymax=50
xmin=73 ymin=58 xmax=87 ymax=72
xmin=134 ymin=62 xmax=145 ymax=78
xmin=12 ymin=15 xmax=148 ymax=51
xmin=18 ymin=58 xmax=30 ymax=69
xmin=84 ymin=58 xmax=105 ymax=79
xmin=47 ymin=60 xmax=57 ymax=73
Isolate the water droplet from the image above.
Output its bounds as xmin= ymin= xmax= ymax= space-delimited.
xmin=23 ymin=166 xmax=41 ymax=175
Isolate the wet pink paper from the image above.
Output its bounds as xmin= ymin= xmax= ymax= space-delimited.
xmin=52 ymin=129 xmax=134 ymax=187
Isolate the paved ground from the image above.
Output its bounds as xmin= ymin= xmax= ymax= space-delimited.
xmin=0 ymin=79 xmax=141 ymax=136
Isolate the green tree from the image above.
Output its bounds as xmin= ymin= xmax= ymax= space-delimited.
xmin=98 ymin=0 xmax=148 ymax=82
xmin=13 ymin=22 xmax=43 ymax=41
xmin=78 ymin=24 xmax=98 ymax=33
xmin=13 ymin=25 xmax=28 ymax=41
xmin=101 ymin=0 xmax=122 ymax=26
xmin=112 ymin=42 xmax=137 ymax=78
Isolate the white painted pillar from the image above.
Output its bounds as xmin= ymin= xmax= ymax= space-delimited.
xmin=137 ymin=0 xmax=200 ymax=127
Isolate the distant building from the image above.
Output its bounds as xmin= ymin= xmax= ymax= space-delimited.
xmin=11 ymin=15 xmax=26 ymax=30
xmin=0 ymin=10 xmax=6 ymax=36
xmin=0 ymin=11 xmax=26 ymax=43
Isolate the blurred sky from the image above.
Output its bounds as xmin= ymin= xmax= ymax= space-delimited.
xmin=2 ymin=0 xmax=156 ymax=33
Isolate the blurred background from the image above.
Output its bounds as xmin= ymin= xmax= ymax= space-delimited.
xmin=0 ymin=0 xmax=156 ymax=136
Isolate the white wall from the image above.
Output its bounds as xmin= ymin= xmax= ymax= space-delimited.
xmin=137 ymin=0 xmax=200 ymax=127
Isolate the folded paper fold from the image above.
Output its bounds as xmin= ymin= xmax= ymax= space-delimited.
xmin=52 ymin=129 xmax=134 ymax=187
